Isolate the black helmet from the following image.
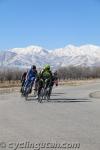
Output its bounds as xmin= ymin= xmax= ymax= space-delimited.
xmin=32 ymin=65 xmax=36 ymax=70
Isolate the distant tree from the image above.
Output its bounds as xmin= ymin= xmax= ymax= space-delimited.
xmin=57 ymin=66 xmax=100 ymax=80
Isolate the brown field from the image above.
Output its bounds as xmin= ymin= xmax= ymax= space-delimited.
xmin=0 ymin=81 xmax=21 ymax=94
xmin=0 ymin=80 xmax=21 ymax=88
xmin=0 ymin=79 xmax=100 ymax=88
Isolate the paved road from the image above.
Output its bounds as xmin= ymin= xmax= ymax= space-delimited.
xmin=0 ymin=81 xmax=100 ymax=150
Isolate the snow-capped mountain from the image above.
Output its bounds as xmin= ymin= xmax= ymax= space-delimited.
xmin=0 ymin=44 xmax=100 ymax=68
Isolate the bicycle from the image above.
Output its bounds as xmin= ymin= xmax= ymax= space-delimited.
xmin=38 ymin=79 xmax=51 ymax=103
xmin=22 ymin=80 xmax=33 ymax=100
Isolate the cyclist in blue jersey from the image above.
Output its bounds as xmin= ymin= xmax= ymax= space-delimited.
xmin=23 ymin=65 xmax=37 ymax=95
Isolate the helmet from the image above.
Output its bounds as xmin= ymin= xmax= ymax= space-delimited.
xmin=44 ymin=64 xmax=50 ymax=70
xmin=32 ymin=65 xmax=36 ymax=70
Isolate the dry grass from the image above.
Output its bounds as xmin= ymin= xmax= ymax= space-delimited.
xmin=0 ymin=79 xmax=100 ymax=88
xmin=0 ymin=80 xmax=21 ymax=88
xmin=0 ymin=81 xmax=21 ymax=94
xmin=59 ymin=79 xmax=100 ymax=86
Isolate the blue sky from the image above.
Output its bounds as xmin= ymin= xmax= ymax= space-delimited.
xmin=0 ymin=0 xmax=100 ymax=50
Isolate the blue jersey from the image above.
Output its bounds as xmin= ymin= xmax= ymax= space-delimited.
xmin=27 ymin=69 xmax=37 ymax=81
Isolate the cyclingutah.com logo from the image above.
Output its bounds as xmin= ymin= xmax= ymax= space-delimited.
xmin=0 ymin=141 xmax=80 ymax=150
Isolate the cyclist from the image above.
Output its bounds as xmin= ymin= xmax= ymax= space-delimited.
xmin=52 ymin=71 xmax=58 ymax=86
xmin=23 ymin=65 xmax=37 ymax=95
xmin=48 ymin=71 xmax=58 ymax=96
xmin=36 ymin=64 xmax=52 ymax=98
xmin=20 ymin=71 xmax=27 ymax=93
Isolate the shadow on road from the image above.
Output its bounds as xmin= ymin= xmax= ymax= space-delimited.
xmin=48 ymin=98 xmax=91 ymax=103
xmin=52 ymin=92 xmax=65 ymax=95
xmin=25 ymin=96 xmax=91 ymax=103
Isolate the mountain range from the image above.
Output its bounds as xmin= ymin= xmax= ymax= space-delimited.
xmin=0 ymin=44 xmax=100 ymax=68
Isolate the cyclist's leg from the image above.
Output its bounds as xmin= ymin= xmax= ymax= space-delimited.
xmin=45 ymin=79 xmax=50 ymax=89
xmin=49 ymin=81 xmax=54 ymax=95
xmin=29 ymin=80 xmax=34 ymax=93
xmin=47 ymin=80 xmax=53 ymax=98
xmin=37 ymin=80 xmax=44 ymax=102
xmin=34 ymin=78 xmax=39 ymax=91
xmin=24 ymin=79 xmax=31 ymax=92
xmin=38 ymin=80 xmax=43 ymax=96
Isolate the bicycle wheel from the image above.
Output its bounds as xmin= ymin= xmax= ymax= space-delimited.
xmin=43 ymin=88 xmax=47 ymax=100
xmin=46 ymin=87 xmax=51 ymax=101
xmin=25 ymin=93 xmax=28 ymax=100
xmin=38 ymin=88 xmax=44 ymax=103
xmin=25 ymin=85 xmax=31 ymax=100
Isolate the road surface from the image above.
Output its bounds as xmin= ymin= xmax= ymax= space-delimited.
xmin=0 ymin=81 xmax=100 ymax=150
